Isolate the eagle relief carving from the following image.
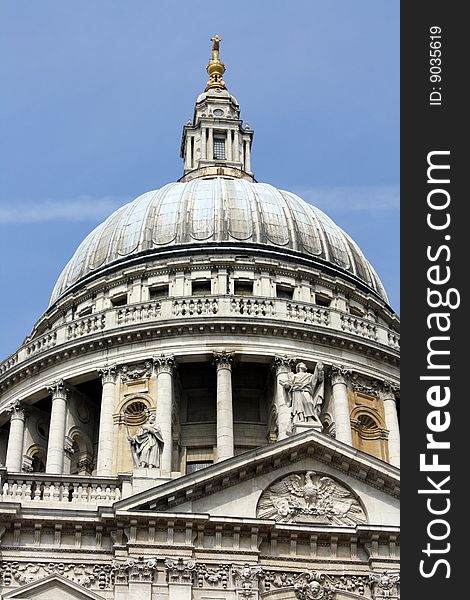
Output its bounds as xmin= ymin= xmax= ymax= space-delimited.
xmin=257 ymin=471 xmax=366 ymax=526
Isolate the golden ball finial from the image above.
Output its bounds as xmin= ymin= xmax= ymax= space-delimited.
xmin=206 ymin=35 xmax=226 ymax=91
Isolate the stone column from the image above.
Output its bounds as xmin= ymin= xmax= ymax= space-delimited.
xmin=233 ymin=130 xmax=240 ymax=162
xmin=272 ymin=356 xmax=294 ymax=440
xmin=245 ymin=139 xmax=251 ymax=172
xmin=185 ymin=135 xmax=192 ymax=170
xmin=96 ymin=366 xmax=117 ymax=476
xmin=330 ymin=366 xmax=353 ymax=446
xmin=213 ymin=351 xmax=234 ymax=462
xmin=154 ymin=354 xmax=175 ymax=476
xmin=5 ymin=401 xmax=26 ymax=472
xmin=226 ymin=129 xmax=233 ymax=161
xmin=381 ymin=382 xmax=400 ymax=467
xmin=200 ymin=127 xmax=206 ymax=160
xmin=207 ymin=128 xmax=214 ymax=161
xmin=45 ymin=380 xmax=69 ymax=474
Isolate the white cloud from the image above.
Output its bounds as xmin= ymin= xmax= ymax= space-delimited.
xmin=291 ymin=184 xmax=399 ymax=214
xmin=0 ymin=196 xmax=128 ymax=224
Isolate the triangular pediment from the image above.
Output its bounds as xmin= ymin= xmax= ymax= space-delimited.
xmin=1 ymin=574 xmax=106 ymax=599
xmin=112 ymin=429 xmax=399 ymax=526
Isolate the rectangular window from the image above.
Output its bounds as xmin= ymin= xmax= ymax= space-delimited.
xmin=192 ymin=280 xmax=212 ymax=296
xmin=111 ymin=294 xmax=127 ymax=307
xmin=149 ymin=285 xmax=169 ymax=300
xmin=234 ymin=280 xmax=253 ymax=296
xmin=213 ymin=137 xmax=226 ymax=160
xmin=276 ymin=284 xmax=294 ymax=300
xmin=315 ymin=294 xmax=331 ymax=307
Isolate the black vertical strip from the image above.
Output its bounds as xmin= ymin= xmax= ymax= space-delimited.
xmin=401 ymin=3 xmax=466 ymax=597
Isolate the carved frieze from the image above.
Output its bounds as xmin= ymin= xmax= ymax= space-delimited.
xmin=0 ymin=561 xmax=113 ymax=590
xmin=257 ymin=471 xmax=366 ymax=525
xmin=196 ymin=563 xmax=229 ymax=588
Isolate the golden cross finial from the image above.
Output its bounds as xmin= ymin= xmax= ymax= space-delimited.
xmin=206 ymin=35 xmax=226 ymax=91
xmin=211 ymin=35 xmax=222 ymax=58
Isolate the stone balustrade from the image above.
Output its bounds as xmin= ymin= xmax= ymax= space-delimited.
xmin=0 ymin=470 xmax=131 ymax=506
xmin=0 ymin=296 xmax=399 ymax=378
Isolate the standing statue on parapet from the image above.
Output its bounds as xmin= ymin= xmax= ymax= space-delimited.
xmin=281 ymin=362 xmax=324 ymax=427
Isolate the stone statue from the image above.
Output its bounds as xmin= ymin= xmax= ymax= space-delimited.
xmin=281 ymin=362 xmax=324 ymax=427
xmin=127 ymin=413 xmax=164 ymax=469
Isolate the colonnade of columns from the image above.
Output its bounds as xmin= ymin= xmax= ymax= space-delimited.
xmin=2 ymin=356 xmax=400 ymax=474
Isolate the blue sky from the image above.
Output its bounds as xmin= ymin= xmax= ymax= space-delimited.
xmin=0 ymin=0 xmax=399 ymax=361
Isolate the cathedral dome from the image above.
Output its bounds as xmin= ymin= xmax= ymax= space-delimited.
xmin=50 ymin=177 xmax=388 ymax=305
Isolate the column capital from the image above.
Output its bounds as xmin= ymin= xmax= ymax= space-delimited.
xmin=272 ymin=355 xmax=295 ymax=374
xmin=7 ymin=400 xmax=26 ymax=421
xmin=47 ymin=379 xmax=69 ymax=400
xmin=154 ymin=354 xmax=175 ymax=375
xmin=213 ymin=350 xmax=234 ymax=371
xmin=165 ymin=557 xmax=197 ymax=584
xmin=98 ymin=365 xmax=118 ymax=385
xmin=330 ymin=365 xmax=352 ymax=386
xmin=379 ymin=380 xmax=400 ymax=401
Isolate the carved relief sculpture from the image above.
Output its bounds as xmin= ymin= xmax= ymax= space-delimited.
xmin=257 ymin=471 xmax=366 ymax=525
xmin=127 ymin=413 xmax=164 ymax=468
xmin=280 ymin=362 xmax=324 ymax=428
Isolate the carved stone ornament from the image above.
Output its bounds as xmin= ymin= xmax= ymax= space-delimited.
xmin=257 ymin=471 xmax=366 ymax=525
xmin=111 ymin=556 xmax=157 ymax=583
xmin=7 ymin=400 xmax=26 ymax=420
xmin=369 ymin=571 xmax=400 ymax=598
xmin=293 ymin=572 xmax=336 ymax=600
xmin=260 ymin=570 xmax=368 ymax=598
xmin=329 ymin=365 xmax=352 ymax=386
xmin=98 ymin=365 xmax=117 ymax=384
xmin=165 ymin=557 xmax=197 ymax=584
xmin=154 ymin=354 xmax=175 ymax=375
xmin=196 ymin=564 xmax=229 ymax=588
xmin=1 ymin=561 xmax=114 ymax=590
xmin=213 ymin=350 xmax=234 ymax=370
xmin=120 ymin=360 xmax=153 ymax=382
xmin=233 ymin=563 xmax=264 ymax=599
xmin=272 ymin=355 xmax=295 ymax=374
xmin=47 ymin=379 xmax=69 ymax=399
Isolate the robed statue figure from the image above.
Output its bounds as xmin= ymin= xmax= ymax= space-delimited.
xmin=281 ymin=362 xmax=324 ymax=427
xmin=128 ymin=413 xmax=164 ymax=468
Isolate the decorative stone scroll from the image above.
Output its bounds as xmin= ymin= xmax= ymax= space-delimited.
xmin=111 ymin=556 xmax=158 ymax=583
xmin=257 ymin=471 xmax=366 ymax=525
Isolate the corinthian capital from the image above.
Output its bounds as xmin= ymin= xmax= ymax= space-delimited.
xmin=379 ymin=380 xmax=400 ymax=401
xmin=99 ymin=365 xmax=118 ymax=384
xmin=330 ymin=365 xmax=352 ymax=386
xmin=154 ymin=354 xmax=175 ymax=375
xmin=272 ymin=355 xmax=295 ymax=374
xmin=165 ymin=557 xmax=197 ymax=584
xmin=47 ymin=379 xmax=69 ymax=400
xmin=213 ymin=350 xmax=234 ymax=371
xmin=7 ymin=400 xmax=26 ymax=421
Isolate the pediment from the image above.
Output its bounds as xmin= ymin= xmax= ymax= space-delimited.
xmin=2 ymin=574 xmax=106 ymax=599
xmin=113 ymin=429 xmax=399 ymax=527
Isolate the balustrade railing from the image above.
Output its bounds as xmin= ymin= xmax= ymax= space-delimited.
xmin=0 ymin=471 xmax=128 ymax=506
xmin=0 ymin=296 xmax=400 ymax=376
